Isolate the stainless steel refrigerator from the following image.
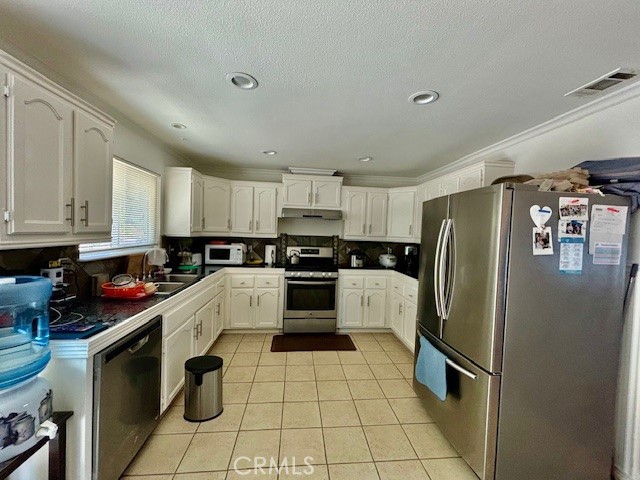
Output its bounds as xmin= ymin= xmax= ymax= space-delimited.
xmin=414 ymin=183 xmax=629 ymax=480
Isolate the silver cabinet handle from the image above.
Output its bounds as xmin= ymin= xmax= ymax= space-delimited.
xmin=80 ymin=200 xmax=89 ymax=226
xmin=360 ymin=295 xmax=364 ymax=307
xmin=315 ymin=189 xmax=319 ymax=204
xmin=65 ymin=198 xmax=75 ymax=226
xmin=198 ymin=320 xmax=203 ymax=335
xmin=445 ymin=358 xmax=477 ymax=380
xmin=248 ymin=219 xmax=252 ymax=230
xmin=227 ymin=218 xmax=231 ymax=230
xmin=216 ymin=303 xmax=221 ymax=315
xmin=193 ymin=325 xmax=198 ymax=339
xmin=249 ymin=296 xmax=252 ymax=307
xmin=400 ymin=303 xmax=403 ymax=315
xmin=369 ymin=224 xmax=372 ymax=234
xmin=398 ymin=303 xmax=402 ymax=315
xmin=265 ymin=281 xmax=271 ymax=285
xmin=202 ymin=217 xmax=205 ymax=229
xmin=362 ymin=223 xmax=366 ymax=234
xmin=240 ymin=281 xmax=245 ymax=285
xmin=229 ymin=219 xmax=232 ymax=230
xmin=367 ymin=296 xmax=370 ymax=307
xmin=257 ymin=295 xmax=260 ymax=307
xmin=307 ymin=190 xmax=311 ymax=204
xmin=409 ymin=224 xmax=413 ymax=236
xmin=256 ymin=219 xmax=259 ymax=230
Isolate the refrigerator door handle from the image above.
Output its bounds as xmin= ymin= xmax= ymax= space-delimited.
xmin=445 ymin=358 xmax=477 ymax=380
xmin=434 ymin=219 xmax=447 ymax=320
xmin=438 ymin=219 xmax=451 ymax=325
xmin=442 ymin=219 xmax=456 ymax=320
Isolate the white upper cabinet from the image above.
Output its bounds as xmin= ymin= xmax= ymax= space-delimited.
xmin=344 ymin=189 xmax=367 ymax=237
xmin=343 ymin=187 xmax=387 ymax=240
xmin=164 ymin=168 xmax=202 ymax=236
xmin=387 ymin=189 xmax=416 ymax=240
xmin=230 ymin=185 xmax=254 ymax=234
xmin=73 ymin=110 xmax=113 ymax=234
xmin=282 ymin=174 xmax=343 ymax=208
xmin=458 ymin=168 xmax=483 ymax=192
xmin=6 ymin=72 xmax=73 ymax=235
xmin=203 ymin=177 xmax=231 ymax=233
xmin=253 ymin=186 xmax=277 ymax=235
xmin=283 ymin=178 xmax=312 ymax=207
xmin=191 ymin=172 xmax=204 ymax=233
xmin=1 ymin=53 xmax=116 ymax=249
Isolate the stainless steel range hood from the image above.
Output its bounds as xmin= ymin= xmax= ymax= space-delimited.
xmin=281 ymin=207 xmax=343 ymax=220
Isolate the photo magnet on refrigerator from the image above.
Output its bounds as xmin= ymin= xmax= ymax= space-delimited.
xmin=533 ymin=227 xmax=554 ymax=256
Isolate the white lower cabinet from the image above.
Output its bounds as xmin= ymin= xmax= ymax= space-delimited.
xmin=228 ymin=274 xmax=282 ymax=329
xmin=390 ymin=292 xmax=404 ymax=337
xmin=162 ymin=315 xmax=195 ymax=411
xmin=402 ymin=300 xmax=417 ymax=349
xmin=338 ymin=274 xmax=387 ymax=328
xmin=214 ymin=292 xmax=225 ymax=338
xmin=195 ymin=297 xmax=216 ymax=356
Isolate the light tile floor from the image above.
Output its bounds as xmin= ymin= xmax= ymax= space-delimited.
xmin=122 ymin=332 xmax=478 ymax=480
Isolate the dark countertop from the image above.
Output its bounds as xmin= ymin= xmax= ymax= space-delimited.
xmin=49 ymin=275 xmax=203 ymax=336
xmin=339 ymin=265 xmax=419 ymax=280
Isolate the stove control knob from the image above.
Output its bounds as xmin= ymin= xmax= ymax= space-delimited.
xmin=322 ymin=272 xmax=326 ymax=277
xmin=309 ymin=272 xmax=314 ymax=277
xmin=296 ymin=272 xmax=302 ymax=277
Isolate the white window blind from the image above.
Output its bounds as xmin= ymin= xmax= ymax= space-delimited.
xmin=79 ymin=158 xmax=160 ymax=259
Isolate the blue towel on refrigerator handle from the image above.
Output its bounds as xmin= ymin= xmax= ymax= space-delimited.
xmin=415 ymin=335 xmax=447 ymax=401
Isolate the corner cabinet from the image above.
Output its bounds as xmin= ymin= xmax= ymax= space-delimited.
xmin=282 ymin=174 xmax=343 ymax=209
xmin=227 ymin=272 xmax=283 ymax=329
xmin=0 ymin=52 xmax=116 ymax=249
xmin=203 ymin=177 xmax=231 ymax=233
xmin=163 ymin=168 xmax=204 ymax=236
xmin=230 ymin=183 xmax=278 ymax=236
xmin=387 ymin=188 xmax=416 ymax=241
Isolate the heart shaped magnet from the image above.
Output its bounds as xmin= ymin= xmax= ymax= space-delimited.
xmin=529 ymin=205 xmax=552 ymax=228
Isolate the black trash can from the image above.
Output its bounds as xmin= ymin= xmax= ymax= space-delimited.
xmin=184 ymin=355 xmax=223 ymax=422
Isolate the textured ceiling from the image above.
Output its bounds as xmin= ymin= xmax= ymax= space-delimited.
xmin=1 ymin=0 xmax=639 ymax=176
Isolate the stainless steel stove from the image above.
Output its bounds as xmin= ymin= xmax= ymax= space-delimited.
xmin=284 ymin=247 xmax=338 ymax=333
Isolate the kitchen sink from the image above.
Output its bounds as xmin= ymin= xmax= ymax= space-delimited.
xmin=162 ymin=273 xmax=199 ymax=283
xmin=154 ymin=282 xmax=185 ymax=295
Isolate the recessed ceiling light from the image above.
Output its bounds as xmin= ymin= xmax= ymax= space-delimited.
xmin=409 ymin=90 xmax=439 ymax=105
xmin=358 ymin=156 xmax=373 ymax=162
xmin=171 ymin=123 xmax=187 ymax=129
xmin=226 ymin=72 xmax=259 ymax=90
xmin=262 ymin=150 xmax=277 ymax=155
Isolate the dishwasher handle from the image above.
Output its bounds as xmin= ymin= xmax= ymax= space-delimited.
xmin=128 ymin=335 xmax=150 ymax=355
xmin=103 ymin=316 xmax=162 ymax=364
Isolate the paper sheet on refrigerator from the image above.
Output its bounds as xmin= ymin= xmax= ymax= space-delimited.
xmin=589 ymin=205 xmax=627 ymax=254
xmin=593 ymin=242 xmax=623 ymax=265
xmin=559 ymin=243 xmax=583 ymax=274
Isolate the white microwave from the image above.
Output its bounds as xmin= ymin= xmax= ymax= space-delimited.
xmin=204 ymin=243 xmax=246 ymax=265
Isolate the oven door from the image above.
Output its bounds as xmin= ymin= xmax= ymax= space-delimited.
xmin=284 ymin=279 xmax=337 ymax=319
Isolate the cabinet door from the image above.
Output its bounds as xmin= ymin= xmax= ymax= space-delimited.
xmin=344 ymin=190 xmax=367 ymax=237
xmin=229 ymin=289 xmax=254 ymax=328
xmin=340 ymin=289 xmax=364 ymax=328
xmin=230 ymin=185 xmax=254 ymax=234
xmin=73 ymin=110 xmax=113 ymax=234
xmin=390 ymin=293 xmax=404 ymax=337
xmin=253 ymin=186 xmax=277 ymax=235
xmin=195 ymin=298 xmax=216 ymax=355
xmin=190 ymin=173 xmax=204 ymax=233
xmin=365 ymin=290 xmax=387 ymax=328
xmin=255 ymin=288 xmax=279 ymax=328
xmin=458 ymin=168 xmax=483 ymax=192
xmin=367 ymin=192 xmax=388 ymax=237
xmin=403 ymin=301 xmax=417 ymax=351
xmin=7 ymin=73 xmax=73 ymax=235
xmin=162 ymin=316 xmax=195 ymax=411
xmin=214 ymin=294 xmax=225 ymax=338
xmin=313 ymin=180 xmax=341 ymax=208
xmin=284 ymin=179 xmax=312 ymax=206
xmin=203 ymin=177 xmax=230 ymax=232
xmin=387 ymin=191 xmax=415 ymax=239
xmin=440 ymin=176 xmax=460 ymax=196
xmin=424 ymin=181 xmax=441 ymax=201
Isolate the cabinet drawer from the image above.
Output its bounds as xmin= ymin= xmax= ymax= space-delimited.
xmin=255 ymin=276 xmax=280 ymax=288
xmin=215 ymin=280 xmax=225 ymax=296
xmin=403 ymin=285 xmax=418 ymax=302
xmin=231 ymin=276 xmax=254 ymax=288
xmin=391 ymin=280 xmax=403 ymax=294
xmin=365 ymin=277 xmax=387 ymax=289
xmin=342 ymin=277 xmax=364 ymax=289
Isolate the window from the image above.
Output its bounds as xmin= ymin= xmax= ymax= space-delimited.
xmin=79 ymin=158 xmax=160 ymax=260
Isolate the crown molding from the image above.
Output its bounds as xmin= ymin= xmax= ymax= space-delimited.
xmin=417 ymin=80 xmax=640 ymax=184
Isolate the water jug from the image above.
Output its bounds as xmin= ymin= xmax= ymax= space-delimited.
xmin=0 ymin=277 xmax=52 ymax=389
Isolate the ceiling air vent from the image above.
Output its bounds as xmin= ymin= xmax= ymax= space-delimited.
xmin=565 ymin=68 xmax=638 ymax=98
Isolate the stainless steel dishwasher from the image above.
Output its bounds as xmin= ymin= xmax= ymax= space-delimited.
xmin=92 ymin=316 xmax=162 ymax=480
